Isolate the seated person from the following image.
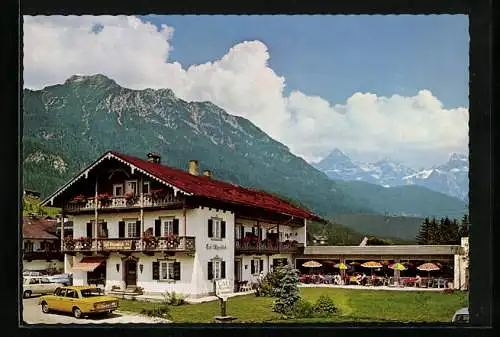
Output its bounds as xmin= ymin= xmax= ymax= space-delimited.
xmin=415 ymin=274 xmax=422 ymax=287
xmin=360 ymin=273 xmax=367 ymax=285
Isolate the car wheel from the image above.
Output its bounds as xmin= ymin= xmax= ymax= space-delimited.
xmin=41 ymin=301 xmax=50 ymax=313
xmin=72 ymin=307 xmax=82 ymax=319
xmin=23 ymin=290 xmax=32 ymax=299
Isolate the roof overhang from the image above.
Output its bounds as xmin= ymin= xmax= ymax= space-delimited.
xmin=41 ymin=151 xmax=192 ymax=206
xmin=303 ymin=245 xmax=463 ymax=256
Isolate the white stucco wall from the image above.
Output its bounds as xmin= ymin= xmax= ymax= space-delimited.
xmin=454 ymin=237 xmax=469 ymax=290
xmin=69 ymin=206 xmax=236 ymax=296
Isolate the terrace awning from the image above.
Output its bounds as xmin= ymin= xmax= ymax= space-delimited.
xmin=72 ymin=257 xmax=105 ymax=272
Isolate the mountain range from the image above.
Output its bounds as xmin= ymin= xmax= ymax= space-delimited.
xmin=22 ymin=74 xmax=467 ymax=240
xmin=313 ymin=149 xmax=469 ymax=201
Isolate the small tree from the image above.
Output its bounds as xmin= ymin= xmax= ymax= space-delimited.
xmin=459 ymin=214 xmax=470 ymax=237
xmin=272 ymin=264 xmax=300 ymax=316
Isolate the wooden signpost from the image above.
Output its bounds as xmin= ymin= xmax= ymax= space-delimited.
xmin=214 ymin=279 xmax=236 ymax=323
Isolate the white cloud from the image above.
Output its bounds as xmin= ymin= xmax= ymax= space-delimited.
xmin=23 ymin=15 xmax=469 ymax=168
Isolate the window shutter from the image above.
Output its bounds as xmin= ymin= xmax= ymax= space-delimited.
xmin=152 ymin=261 xmax=159 ymax=280
xmin=260 ymin=260 xmax=264 ymax=273
xmin=173 ymin=262 xmax=181 ymax=280
xmin=86 ymin=222 xmax=92 ymax=237
xmin=240 ymin=226 xmax=244 ymax=239
xmin=173 ymin=219 xmax=179 ymax=235
xmin=208 ymin=261 xmax=213 ymax=280
xmin=102 ymin=222 xmax=108 ymax=231
xmin=221 ymin=261 xmax=226 ymax=279
xmin=136 ymin=220 xmax=141 ymax=237
xmin=251 ymin=260 xmax=255 ymax=274
xmin=118 ymin=221 xmax=125 ymax=238
xmin=154 ymin=219 xmax=161 ymax=237
xmin=208 ymin=219 xmax=213 ymax=238
xmin=252 ymin=227 xmax=255 ymax=235
xmin=221 ymin=221 xmax=226 ymax=238
xmin=258 ymin=227 xmax=262 ymax=240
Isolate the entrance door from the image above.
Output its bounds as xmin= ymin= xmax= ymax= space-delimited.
xmin=234 ymin=260 xmax=242 ymax=282
xmin=125 ymin=260 xmax=137 ymax=287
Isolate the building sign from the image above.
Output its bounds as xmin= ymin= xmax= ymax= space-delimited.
xmin=206 ymin=243 xmax=226 ymax=250
xmin=102 ymin=240 xmax=133 ymax=250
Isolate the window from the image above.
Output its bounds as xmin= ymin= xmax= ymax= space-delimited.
xmin=160 ymin=261 xmax=175 ymax=280
xmin=213 ymin=260 xmax=222 ymax=279
xmin=163 ymin=218 xmax=174 ymax=236
xmin=113 ymin=184 xmax=124 ymax=196
xmin=24 ymin=242 xmax=33 ymax=252
xmin=66 ymin=289 xmax=78 ymax=298
xmin=253 ymin=259 xmax=261 ymax=274
xmin=235 ymin=224 xmax=242 ymax=240
xmin=208 ymin=218 xmax=225 ymax=239
xmin=41 ymin=278 xmax=51 ymax=284
xmin=208 ymin=259 xmax=226 ymax=280
xmin=125 ymin=180 xmax=138 ymax=194
xmin=29 ymin=278 xmax=39 ymax=284
xmin=127 ymin=221 xmax=137 ymax=238
xmin=58 ymin=288 xmax=67 ymax=297
xmin=80 ymin=288 xmax=104 ymax=297
xmin=142 ymin=181 xmax=150 ymax=194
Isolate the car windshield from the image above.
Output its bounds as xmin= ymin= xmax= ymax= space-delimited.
xmin=80 ymin=288 xmax=104 ymax=297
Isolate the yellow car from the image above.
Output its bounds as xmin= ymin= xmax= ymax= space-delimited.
xmin=39 ymin=286 xmax=119 ymax=318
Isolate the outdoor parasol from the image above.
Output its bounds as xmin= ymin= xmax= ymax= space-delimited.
xmin=389 ymin=263 xmax=407 ymax=271
xmin=302 ymin=260 xmax=322 ymax=274
xmin=333 ymin=263 xmax=350 ymax=270
xmin=302 ymin=260 xmax=322 ymax=268
xmin=417 ymin=262 xmax=440 ymax=278
xmin=361 ymin=261 xmax=383 ymax=275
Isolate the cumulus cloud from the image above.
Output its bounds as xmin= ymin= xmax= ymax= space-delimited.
xmin=23 ymin=15 xmax=469 ymax=168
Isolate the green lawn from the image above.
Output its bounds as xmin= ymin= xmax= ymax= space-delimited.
xmin=117 ymin=288 xmax=468 ymax=323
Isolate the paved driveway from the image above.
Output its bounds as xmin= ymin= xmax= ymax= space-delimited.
xmin=22 ymin=296 xmax=170 ymax=324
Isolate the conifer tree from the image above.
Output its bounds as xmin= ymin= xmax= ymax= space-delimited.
xmin=459 ymin=214 xmax=470 ymax=237
xmin=416 ymin=217 xmax=431 ymax=245
xmin=428 ymin=217 xmax=441 ymax=244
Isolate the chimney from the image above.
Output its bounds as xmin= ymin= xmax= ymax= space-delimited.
xmin=188 ymin=160 xmax=199 ymax=175
xmin=147 ymin=152 xmax=161 ymax=164
xmin=202 ymin=169 xmax=212 ymax=178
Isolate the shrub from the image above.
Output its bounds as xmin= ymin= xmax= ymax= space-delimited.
xmin=163 ymin=291 xmax=186 ymax=306
xmin=291 ymin=298 xmax=315 ymax=318
xmin=272 ymin=265 xmax=301 ymax=315
xmin=312 ymin=294 xmax=338 ymax=316
xmin=140 ymin=305 xmax=171 ymax=319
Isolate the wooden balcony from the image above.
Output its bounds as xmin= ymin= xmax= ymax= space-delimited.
xmin=235 ymin=239 xmax=303 ymax=254
xmin=62 ymin=236 xmax=196 ymax=253
xmin=63 ymin=194 xmax=183 ymax=213
xmin=23 ymin=249 xmax=63 ymax=261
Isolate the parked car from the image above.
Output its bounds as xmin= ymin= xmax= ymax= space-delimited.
xmin=451 ymin=307 xmax=469 ymax=323
xmin=39 ymin=286 xmax=119 ymax=318
xmin=48 ymin=273 xmax=73 ymax=286
xmin=23 ymin=276 xmax=64 ymax=298
xmin=23 ymin=271 xmax=43 ymax=277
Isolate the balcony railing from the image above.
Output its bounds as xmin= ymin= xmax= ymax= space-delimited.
xmin=235 ymin=239 xmax=303 ymax=254
xmin=62 ymin=236 xmax=196 ymax=253
xmin=22 ymin=249 xmax=63 ymax=261
xmin=63 ymin=194 xmax=182 ymax=212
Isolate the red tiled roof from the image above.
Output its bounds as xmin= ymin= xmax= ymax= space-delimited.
xmin=23 ymin=217 xmax=59 ymax=240
xmin=111 ymin=151 xmax=319 ymax=220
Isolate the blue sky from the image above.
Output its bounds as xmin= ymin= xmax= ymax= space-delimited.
xmin=141 ymin=15 xmax=469 ymax=109
xmin=24 ymin=15 xmax=469 ymax=167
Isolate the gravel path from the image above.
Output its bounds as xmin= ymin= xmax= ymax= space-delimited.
xmin=22 ymin=296 xmax=171 ymax=324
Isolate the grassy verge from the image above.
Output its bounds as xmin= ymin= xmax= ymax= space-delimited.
xmin=117 ymin=288 xmax=468 ymax=323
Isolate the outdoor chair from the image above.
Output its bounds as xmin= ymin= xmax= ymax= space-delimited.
xmin=436 ymin=279 xmax=447 ymax=288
